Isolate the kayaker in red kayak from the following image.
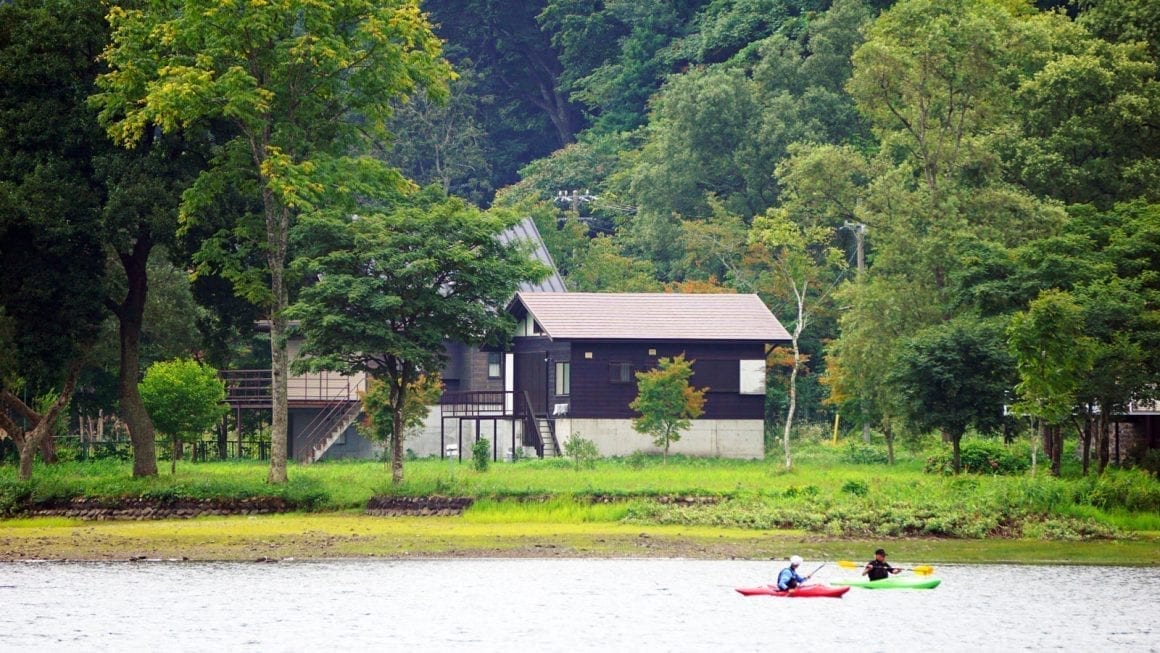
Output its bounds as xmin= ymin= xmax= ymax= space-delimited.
xmin=776 ymin=555 xmax=814 ymax=592
xmin=862 ymin=548 xmax=902 ymax=581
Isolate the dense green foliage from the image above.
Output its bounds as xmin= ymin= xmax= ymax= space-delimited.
xmin=2 ymin=0 xmax=1160 ymax=486
xmin=924 ymin=440 xmax=1031 ymax=476
xmin=138 ymin=359 xmax=227 ymax=473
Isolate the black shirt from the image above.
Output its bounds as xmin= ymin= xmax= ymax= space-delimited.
xmin=865 ymin=559 xmax=895 ymax=581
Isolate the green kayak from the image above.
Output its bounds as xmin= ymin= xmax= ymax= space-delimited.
xmin=832 ymin=577 xmax=942 ymax=590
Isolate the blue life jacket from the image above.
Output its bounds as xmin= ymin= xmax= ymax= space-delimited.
xmin=776 ymin=567 xmax=804 ymax=590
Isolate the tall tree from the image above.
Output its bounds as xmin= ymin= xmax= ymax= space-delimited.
xmin=93 ymin=0 xmax=452 ymax=484
xmin=1008 ymin=289 xmax=1095 ymax=476
xmin=287 ymin=189 xmax=545 ymax=484
xmin=889 ymin=318 xmax=1013 ymax=474
xmin=749 ymin=202 xmax=847 ymax=469
xmin=0 ymin=0 xmax=109 ymax=479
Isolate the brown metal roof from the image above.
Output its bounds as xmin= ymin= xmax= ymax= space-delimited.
xmin=510 ymin=292 xmax=791 ymax=341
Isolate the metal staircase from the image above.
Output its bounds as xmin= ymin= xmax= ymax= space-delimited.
xmin=522 ymin=391 xmax=560 ymax=458
xmin=296 ymin=378 xmax=366 ymax=464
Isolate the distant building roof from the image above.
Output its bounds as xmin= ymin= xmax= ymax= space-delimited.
xmin=498 ymin=217 xmax=567 ymax=293
xmin=509 ymin=292 xmax=791 ymax=342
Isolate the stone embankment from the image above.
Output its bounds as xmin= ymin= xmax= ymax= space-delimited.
xmin=365 ymin=495 xmax=474 ymax=516
xmin=25 ymin=497 xmax=293 ymax=520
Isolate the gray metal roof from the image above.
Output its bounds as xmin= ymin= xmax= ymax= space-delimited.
xmin=497 ymin=217 xmax=567 ymax=293
xmin=510 ymin=292 xmax=791 ymax=342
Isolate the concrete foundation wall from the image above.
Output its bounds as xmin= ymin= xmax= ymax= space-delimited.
xmin=383 ymin=409 xmax=766 ymax=461
xmin=554 ymin=418 xmax=764 ymax=459
xmin=407 ymin=408 xmax=526 ymax=460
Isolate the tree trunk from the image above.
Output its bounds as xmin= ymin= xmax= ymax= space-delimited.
xmin=1079 ymin=415 xmax=1092 ymax=477
xmin=3 ymin=361 xmax=83 ymax=481
xmin=1043 ymin=421 xmax=1055 ymax=463
xmin=951 ymin=432 xmax=962 ymax=474
xmin=1050 ymin=424 xmax=1062 ymax=477
xmin=884 ymin=421 xmax=895 ymax=465
xmin=115 ymin=236 xmax=159 ymax=477
xmin=782 ymin=292 xmax=805 ymax=471
xmin=1031 ymin=420 xmax=1039 ymax=476
xmin=217 ymin=418 xmax=228 ymax=460
xmin=391 ymin=379 xmax=407 ymax=485
xmin=782 ymin=345 xmax=799 ymax=471
xmin=1097 ymin=410 xmax=1110 ymax=474
xmin=265 ymin=192 xmax=290 ymax=485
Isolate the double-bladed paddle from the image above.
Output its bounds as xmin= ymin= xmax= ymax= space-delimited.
xmin=836 ymin=559 xmax=935 ymax=575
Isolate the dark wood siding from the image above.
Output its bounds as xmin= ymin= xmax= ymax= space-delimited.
xmin=567 ymin=341 xmax=766 ymax=420
xmin=512 ymin=337 xmax=571 ymax=415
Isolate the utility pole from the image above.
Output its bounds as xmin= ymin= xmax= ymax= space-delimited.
xmin=844 ymin=221 xmax=866 ymax=277
xmin=844 ymin=221 xmax=870 ymax=442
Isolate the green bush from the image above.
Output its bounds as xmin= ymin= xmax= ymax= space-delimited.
xmin=563 ymin=433 xmax=601 ymax=470
xmin=841 ymin=442 xmax=890 ymax=465
xmin=1135 ymin=449 xmax=1160 ymax=478
xmin=924 ymin=439 xmax=1029 ymax=475
xmin=840 ymin=479 xmax=869 ymax=496
xmin=1088 ymin=469 xmax=1160 ymax=512
xmin=0 ymin=478 xmax=32 ymax=517
xmin=471 ymin=438 xmax=490 ymax=472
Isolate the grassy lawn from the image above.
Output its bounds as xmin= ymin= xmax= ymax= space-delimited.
xmin=1 ymin=442 xmax=1158 ymax=562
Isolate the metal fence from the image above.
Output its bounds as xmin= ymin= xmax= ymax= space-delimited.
xmin=0 ymin=437 xmax=271 ymax=464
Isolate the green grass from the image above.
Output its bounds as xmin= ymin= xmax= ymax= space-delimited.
xmin=463 ymin=497 xmax=631 ymax=523
xmin=2 ymin=442 xmax=1157 ymax=541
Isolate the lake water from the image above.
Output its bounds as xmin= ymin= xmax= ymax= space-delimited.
xmin=1 ymin=559 xmax=1156 ymax=652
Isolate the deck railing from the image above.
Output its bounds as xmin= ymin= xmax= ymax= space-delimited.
xmin=221 ymin=369 xmax=366 ymax=406
xmin=439 ymin=391 xmax=514 ymax=417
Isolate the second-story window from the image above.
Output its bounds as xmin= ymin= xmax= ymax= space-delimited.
xmin=609 ymin=361 xmax=633 ymax=384
xmin=487 ymin=352 xmax=502 ymax=379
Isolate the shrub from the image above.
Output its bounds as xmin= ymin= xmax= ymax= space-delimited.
xmin=1088 ymin=469 xmax=1160 ymax=512
xmin=841 ymin=442 xmax=890 ymax=465
xmin=840 ymin=479 xmax=870 ymax=496
xmin=1022 ymin=517 xmax=1119 ymax=541
xmin=0 ymin=478 xmax=32 ymax=517
xmin=471 ymin=438 xmax=490 ymax=472
xmin=924 ymin=439 xmax=1029 ymax=475
xmin=1134 ymin=449 xmax=1160 ymax=478
xmin=563 ymin=433 xmax=600 ymax=470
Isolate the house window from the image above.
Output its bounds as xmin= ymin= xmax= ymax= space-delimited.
xmin=487 ymin=352 xmax=502 ymax=379
xmin=609 ymin=361 xmax=634 ymax=384
xmin=693 ymin=359 xmax=740 ymax=393
xmin=555 ymin=362 xmax=571 ymax=396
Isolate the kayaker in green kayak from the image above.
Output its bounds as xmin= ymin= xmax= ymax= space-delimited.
xmin=863 ymin=548 xmax=902 ymax=581
xmin=776 ymin=555 xmax=814 ymax=591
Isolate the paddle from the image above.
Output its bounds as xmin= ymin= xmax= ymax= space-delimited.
xmin=837 ymin=560 xmax=935 ymax=575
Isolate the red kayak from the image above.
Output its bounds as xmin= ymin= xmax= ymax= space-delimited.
xmin=735 ymin=585 xmax=850 ymax=598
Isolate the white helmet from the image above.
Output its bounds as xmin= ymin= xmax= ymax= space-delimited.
xmin=789 ymin=555 xmax=803 ymax=566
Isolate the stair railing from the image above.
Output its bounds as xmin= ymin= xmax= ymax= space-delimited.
xmin=296 ymin=375 xmax=367 ymax=463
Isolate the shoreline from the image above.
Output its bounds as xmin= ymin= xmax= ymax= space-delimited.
xmin=2 ymin=513 xmax=1157 ymax=565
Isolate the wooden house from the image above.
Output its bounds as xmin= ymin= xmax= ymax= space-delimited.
xmin=435 ymin=292 xmax=790 ymax=460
